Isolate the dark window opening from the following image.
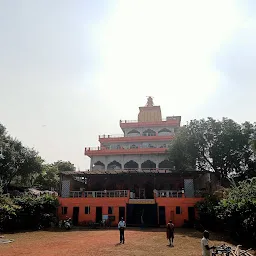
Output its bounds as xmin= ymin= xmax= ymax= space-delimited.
xmin=176 ymin=206 xmax=181 ymax=214
xmin=108 ymin=206 xmax=113 ymax=214
xmin=85 ymin=206 xmax=90 ymax=214
xmin=62 ymin=207 xmax=68 ymax=215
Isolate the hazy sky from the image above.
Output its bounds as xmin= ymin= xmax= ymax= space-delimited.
xmin=0 ymin=0 xmax=255 ymax=169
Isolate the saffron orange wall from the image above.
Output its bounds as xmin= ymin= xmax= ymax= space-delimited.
xmin=59 ymin=197 xmax=129 ymax=225
xmin=58 ymin=197 xmax=202 ymax=227
xmin=155 ymin=197 xmax=202 ymax=227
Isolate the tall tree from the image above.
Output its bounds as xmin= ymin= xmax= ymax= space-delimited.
xmin=0 ymin=136 xmax=43 ymax=190
xmin=0 ymin=123 xmax=43 ymax=190
xmin=168 ymin=118 xmax=256 ymax=181
xmin=53 ymin=160 xmax=76 ymax=172
xmin=34 ymin=164 xmax=59 ymax=190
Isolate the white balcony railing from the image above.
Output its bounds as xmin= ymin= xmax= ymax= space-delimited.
xmin=69 ymin=190 xmax=128 ymax=198
xmin=155 ymin=190 xmax=183 ymax=198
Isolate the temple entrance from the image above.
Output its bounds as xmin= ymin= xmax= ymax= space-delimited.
xmin=126 ymin=204 xmax=158 ymax=227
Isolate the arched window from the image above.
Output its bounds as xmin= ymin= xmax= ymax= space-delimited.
xmin=124 ymin=160 xmax=139 ymax=169
xmin=142 ymin=129 xmax=156 ymax=136
xmin=92 ymin=161 xmax=105 ymax=170
xmin=158 ymin=128 xmax=172 ymax=135
xmin=141 ymin=160 xmax=156 ymax=169
xmin=159 ymin=160 xmax=172 ymax=169
xmin=127 ymin=129 xmax=140 ymax=136
xmin=107 ymin=161 xmax=122 ymax=170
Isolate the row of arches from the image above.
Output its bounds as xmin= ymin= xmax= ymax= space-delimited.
xmin=127 ymin=128 xmax=173 ymax=136
xmin=93 ymin=159 xmax=172 ymax=170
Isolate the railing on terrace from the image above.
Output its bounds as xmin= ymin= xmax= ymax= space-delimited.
xmin=99 ymin=134 xmax=125 ymax=138
xmin=120 ymin=118 xmax=180 ymax=123
xmin=155 ymin=190 xmax=183 ymax=198
xmin=122 ymin=168 xmax=173 ymax=173
xmin=85 ymin=145 xmax=168 ymax=151
xmin=69 ymin=190 xmax=128 ymax=198
xmin=99 ymin=134 xmax=174 ymax=139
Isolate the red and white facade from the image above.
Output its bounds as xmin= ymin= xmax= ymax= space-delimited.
xmin=85 ymin=97 xmax=181 ymax=171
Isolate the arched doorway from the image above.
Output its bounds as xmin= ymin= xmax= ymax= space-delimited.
xmin=107 ymin=161 xmax=122 ymax=170
xmin=124 ymin=160 xmax=139 ymax=169
xmin=141 ymin=160 xmax=156 ymax=169
xmin=159 ymin=160 xmax=172 ymax=169
xmin=92 ymin=161 xmax=105 ymax=170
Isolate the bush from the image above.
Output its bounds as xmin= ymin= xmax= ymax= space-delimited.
xmin=195 ymin=178 xmax=256 ymax=245
xmin=216 ymin=178 xmax=256 ymax=243
xmin=0 ymin=193 xmax=59 ymax=232
xmin=195 ymin=195 xmax=219 ymax=231
xmin=0 ymin=195 xmax=21 ymax=232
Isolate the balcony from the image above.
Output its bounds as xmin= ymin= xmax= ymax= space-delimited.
xmin=69 ymin=190 xmax=129 ymax=198
xmin=155 ymin=190 xmax=184 ymax=198
xmin=120 ymin=118 xmax=180 ymax=129
xmin=99 ymin=134 xmax=174 ymax=143
xmin=84 ymin=146 xmax=168 ymax=156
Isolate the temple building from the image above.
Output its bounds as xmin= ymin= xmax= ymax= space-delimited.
xmin=85 ymin=97 xmax=181 ymax=171
xmin=58 ymin=98 xmax=218 ymax=228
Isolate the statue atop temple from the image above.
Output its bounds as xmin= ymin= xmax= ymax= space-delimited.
xmin=146 ymin=96 xmax=154 ymax=107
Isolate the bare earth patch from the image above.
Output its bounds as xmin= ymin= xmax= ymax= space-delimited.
xmin=0 ymin=228 xmax=253 ymax=256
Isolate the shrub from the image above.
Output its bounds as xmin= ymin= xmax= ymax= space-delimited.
xmin=0 ymin=193 xmax=59 ymax=231
xmin=216 ymin=178 xmax=256 ymax=243
xmin=195 ymin=178 xmax=256 ymax=245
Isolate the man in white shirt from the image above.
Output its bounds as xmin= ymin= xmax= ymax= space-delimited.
xmin=118 ymin=217 xmax=126 ymax=244
xmin=201 ymin=230 xmax=215 ymax=256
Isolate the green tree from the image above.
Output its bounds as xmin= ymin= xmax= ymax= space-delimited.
xmin=34 ymin=164 xmax=59 ymax=191
xmin=0 ymin=135 xmax=43 ymax=190
xmin=168 ymin=118 xmax=256 ymax=180
xmin=53 ymin=160 xmax=76 ymax=172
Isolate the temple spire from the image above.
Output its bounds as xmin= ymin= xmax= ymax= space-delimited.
xmin=146 ymin=96 xmax=154 ymax=107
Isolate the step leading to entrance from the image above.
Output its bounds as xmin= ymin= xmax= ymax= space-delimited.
xmin=128 ymin=199 xmax=156 ymax=204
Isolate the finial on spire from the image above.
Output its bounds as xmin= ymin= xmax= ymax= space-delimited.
xmin=146 ymin=96 xmax=154 ymax=107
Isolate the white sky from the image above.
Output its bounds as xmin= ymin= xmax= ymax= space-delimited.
xmin=0 ymin=0 xmax=255 ymax=169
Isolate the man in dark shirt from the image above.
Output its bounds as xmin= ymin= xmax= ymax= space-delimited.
xmin=166 ymin=220 xmax=175 ymax=247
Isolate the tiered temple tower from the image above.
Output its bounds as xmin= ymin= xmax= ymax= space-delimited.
xmin=84 ymin=97 xmax=181 ymax=171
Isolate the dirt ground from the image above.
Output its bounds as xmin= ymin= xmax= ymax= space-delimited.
xmin=0 ymin=228 xmax=254 ymax=256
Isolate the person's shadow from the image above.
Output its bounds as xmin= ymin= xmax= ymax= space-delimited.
xmin=115 ymin=243 xmax=122 ymax=246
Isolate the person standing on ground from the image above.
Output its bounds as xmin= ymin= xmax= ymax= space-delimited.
xmin=201 ymin=230 xmax=215 ymax=256
xmin=118 ymin=217 xmax=126 ymax=244
xmin=166 ymin=220 xmax=175 ymax=246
